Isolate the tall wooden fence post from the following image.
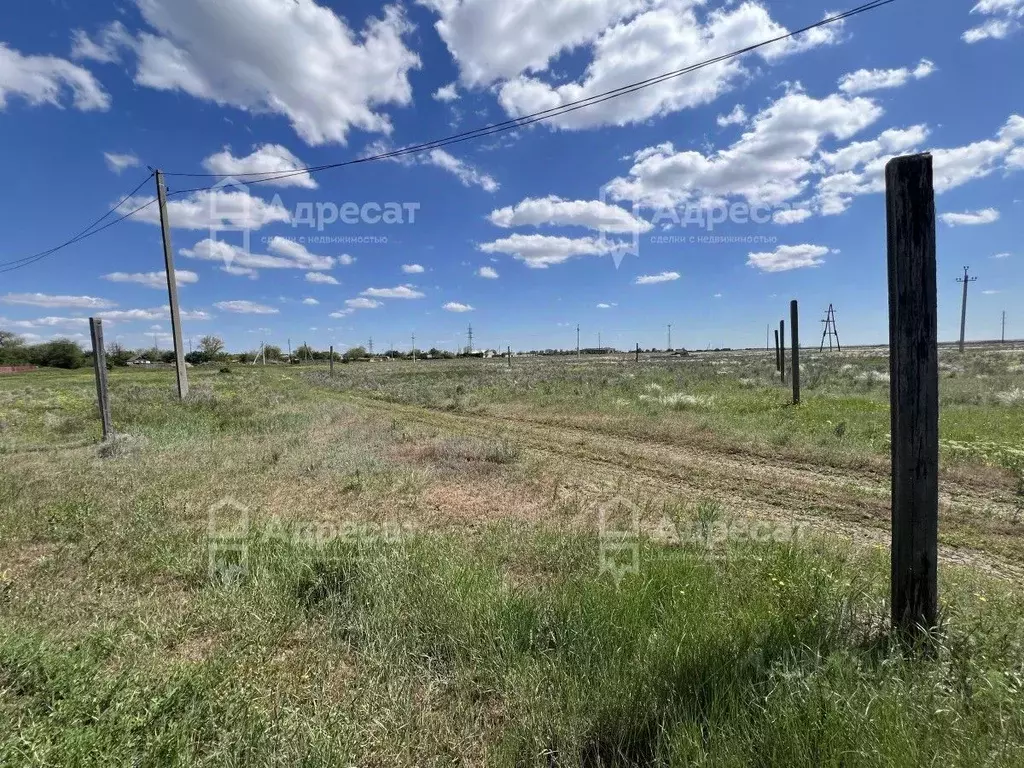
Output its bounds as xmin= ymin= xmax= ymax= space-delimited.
xmin=886 ymin=153 xmax=939 ymax=637
xmin=779 ymin=320 xmax=786 ymax=384
xmin=790 ymin=300 xmax=801 ymax=405
xmin=89 ymin=318 xmax=113 ymax=441
xmin=774 ymin=329 xmax=780 ymax=372
xmin=329 ymin=345 xmax=334 ymax=377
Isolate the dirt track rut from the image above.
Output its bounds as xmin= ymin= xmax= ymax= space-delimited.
xmin=344 ymin=394 xmax=1024 ymax=581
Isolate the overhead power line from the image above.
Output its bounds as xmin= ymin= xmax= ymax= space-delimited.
xmin=164 ymin=0 xmax=896 ymax=191
xmin=0 ymin=171 xmax=154 ymax=271
xmin=0 ymin=0 xmax=896 ymax=272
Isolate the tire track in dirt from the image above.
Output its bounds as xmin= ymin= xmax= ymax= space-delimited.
xmin=343 ymin=395 xmax=1024 ymax=581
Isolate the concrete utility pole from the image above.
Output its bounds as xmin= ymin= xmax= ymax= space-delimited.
xmin=576 ymin=324 xmax=580 ymax=358
xmin=667 ymin=324 xmax=672 ymax=351
xmin=598 ymin=332 xmax=602 ymax=349
xmin=412 ymin=333 xmax=416 ymax=361
xmin=155 ymin=170 xmax=189 ymax=399
xmin=1002 ymin=311 xmax=1006 ymax=344
xmin=957 ymin=266 xmax=977 ymax=353
xmin=89 ymin=318 xmax=113 ymax=441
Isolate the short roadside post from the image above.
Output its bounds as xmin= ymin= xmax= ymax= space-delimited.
xmin=779 ymin=320 xmax=786 ymax=384
xmin=886 ymin=152 xmax=939 ymax=637
xmin=790 ymin=300 xmax=800 ymax=405
xmin=89 ymin=318 xmax=113 ymax=441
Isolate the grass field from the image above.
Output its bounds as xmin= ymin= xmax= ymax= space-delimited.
xmin=2 ymin=348 xmax=1024 ymax=765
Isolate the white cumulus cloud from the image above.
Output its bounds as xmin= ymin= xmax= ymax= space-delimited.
xmin=488 ymin=195 xmax=650 ymax=233
xmin=837 ymin=59 xmax=936 ymax=95
xmin=477 ymin=266 xmax=499 ymax=279
xmin=0 ymin=42 xmax=110 ymax=111
xmin=634 ymin=271 xmax=679 ymax=285
xmin=214 ymin=300 xmax=279 ymax=314
xmin=494 ymin=4 xmax=843 ymax=130
xmin=402 ymin=263 xmax=425 ymax=273
xmin=2 ymin=293 xmax=115 ymax=309
xmin=361 ymin=285 xmax=425 ymax=299
xmin=478 ymin=233 xmax=631 ymax=269
xmin=305 ymin=272 xmax=339 ymax=284
xmin=104 ymin=152 xmax=141 ymax=173
xmin=102 ymin=270 xmax=199 ymax=289
xmin=201 ymin=144 xmax=317 ymax=188
xmin=940 ymin=208 xmax=1000 ymax=226
xmin=716 ymin=105 xmax=747 ymax=127
xmin=747 ymin=244 xmax=829 ymax=272
xmin=121 ymin=188 xmax=290 ymax=230
xmin=963 ymin=0 xmax=1023 ymax=43
xmin=442 ymin=301 xmax=474 ymax=312
xmin=73 ymin=0 xmax=421 ymax=145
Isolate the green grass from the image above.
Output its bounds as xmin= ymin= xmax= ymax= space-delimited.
xmin=2 ymin=359 xmax=1024 ymax=765
xmin=3 ymin=527 xmax=1024 ymax=765
xmin=310 ymin=347 xmax=1024 ymax=472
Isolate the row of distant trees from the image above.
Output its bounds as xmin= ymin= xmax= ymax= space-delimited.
xmin=0 ymin=330 xmax=88 ymax=369
xmin=0 ymin=329 xmax=466 ymax=370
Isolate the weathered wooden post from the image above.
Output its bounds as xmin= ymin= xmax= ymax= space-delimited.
xmin=329 ymin=345 xmax=334 ymax=377
xmin=779 ymin=320 xmax=786 ymax=384
xmin=886 ymin=153 xmax=939 ymax=637
xmin=635 ymin=343 xmax=640 ymax=363
xmin=790 ymin=300 xmax=800 ymax=405
xmin=89 ymin=318 xmax=113 ymax=441
xmin=774 ymin=329 xmax=780 ymax=372
xmin=507 ymin=345 xmax=512 ymax=368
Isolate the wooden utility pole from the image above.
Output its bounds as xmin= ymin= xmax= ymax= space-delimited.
xmin=576 ymin=324 xmax=580 ymax=359
xmin=329 ymin=345 xmax=334 ymax=376
xmin=412 ymin=333 xmax=416 ymax=362
xmin=957 ymin=266 xmax=976 ymax=353
xmin=774 ymin=329 xmax=780 ymax=371
xmin=779 ymin=320 xmax=786 ymax=384
xmin=155 ymin=170 xmax=189 ymax=399
xmin=89 ymin=318 xmax=113 ymax=441
xmin=886 ymin=153 xmax=939 ymax=636
xmin=507 ymin=345 xmax=512 ymax=368
xmin=667 ymin=324 xmax=672 ymax=351
xmin=790 ymin=300 xmax=801 ymax=405
xmin=635 ymin=342 xmax=640 ymax=363
xmin=1001 ymin=310 xmax=1006 ymax=344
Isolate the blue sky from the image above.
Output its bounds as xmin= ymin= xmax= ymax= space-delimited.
xmin=1 ymin=0 xmax=1022 ymax=354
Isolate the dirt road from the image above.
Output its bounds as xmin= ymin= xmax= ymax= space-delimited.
xmin=344 ymin=393 xmax=1024 ymax=581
